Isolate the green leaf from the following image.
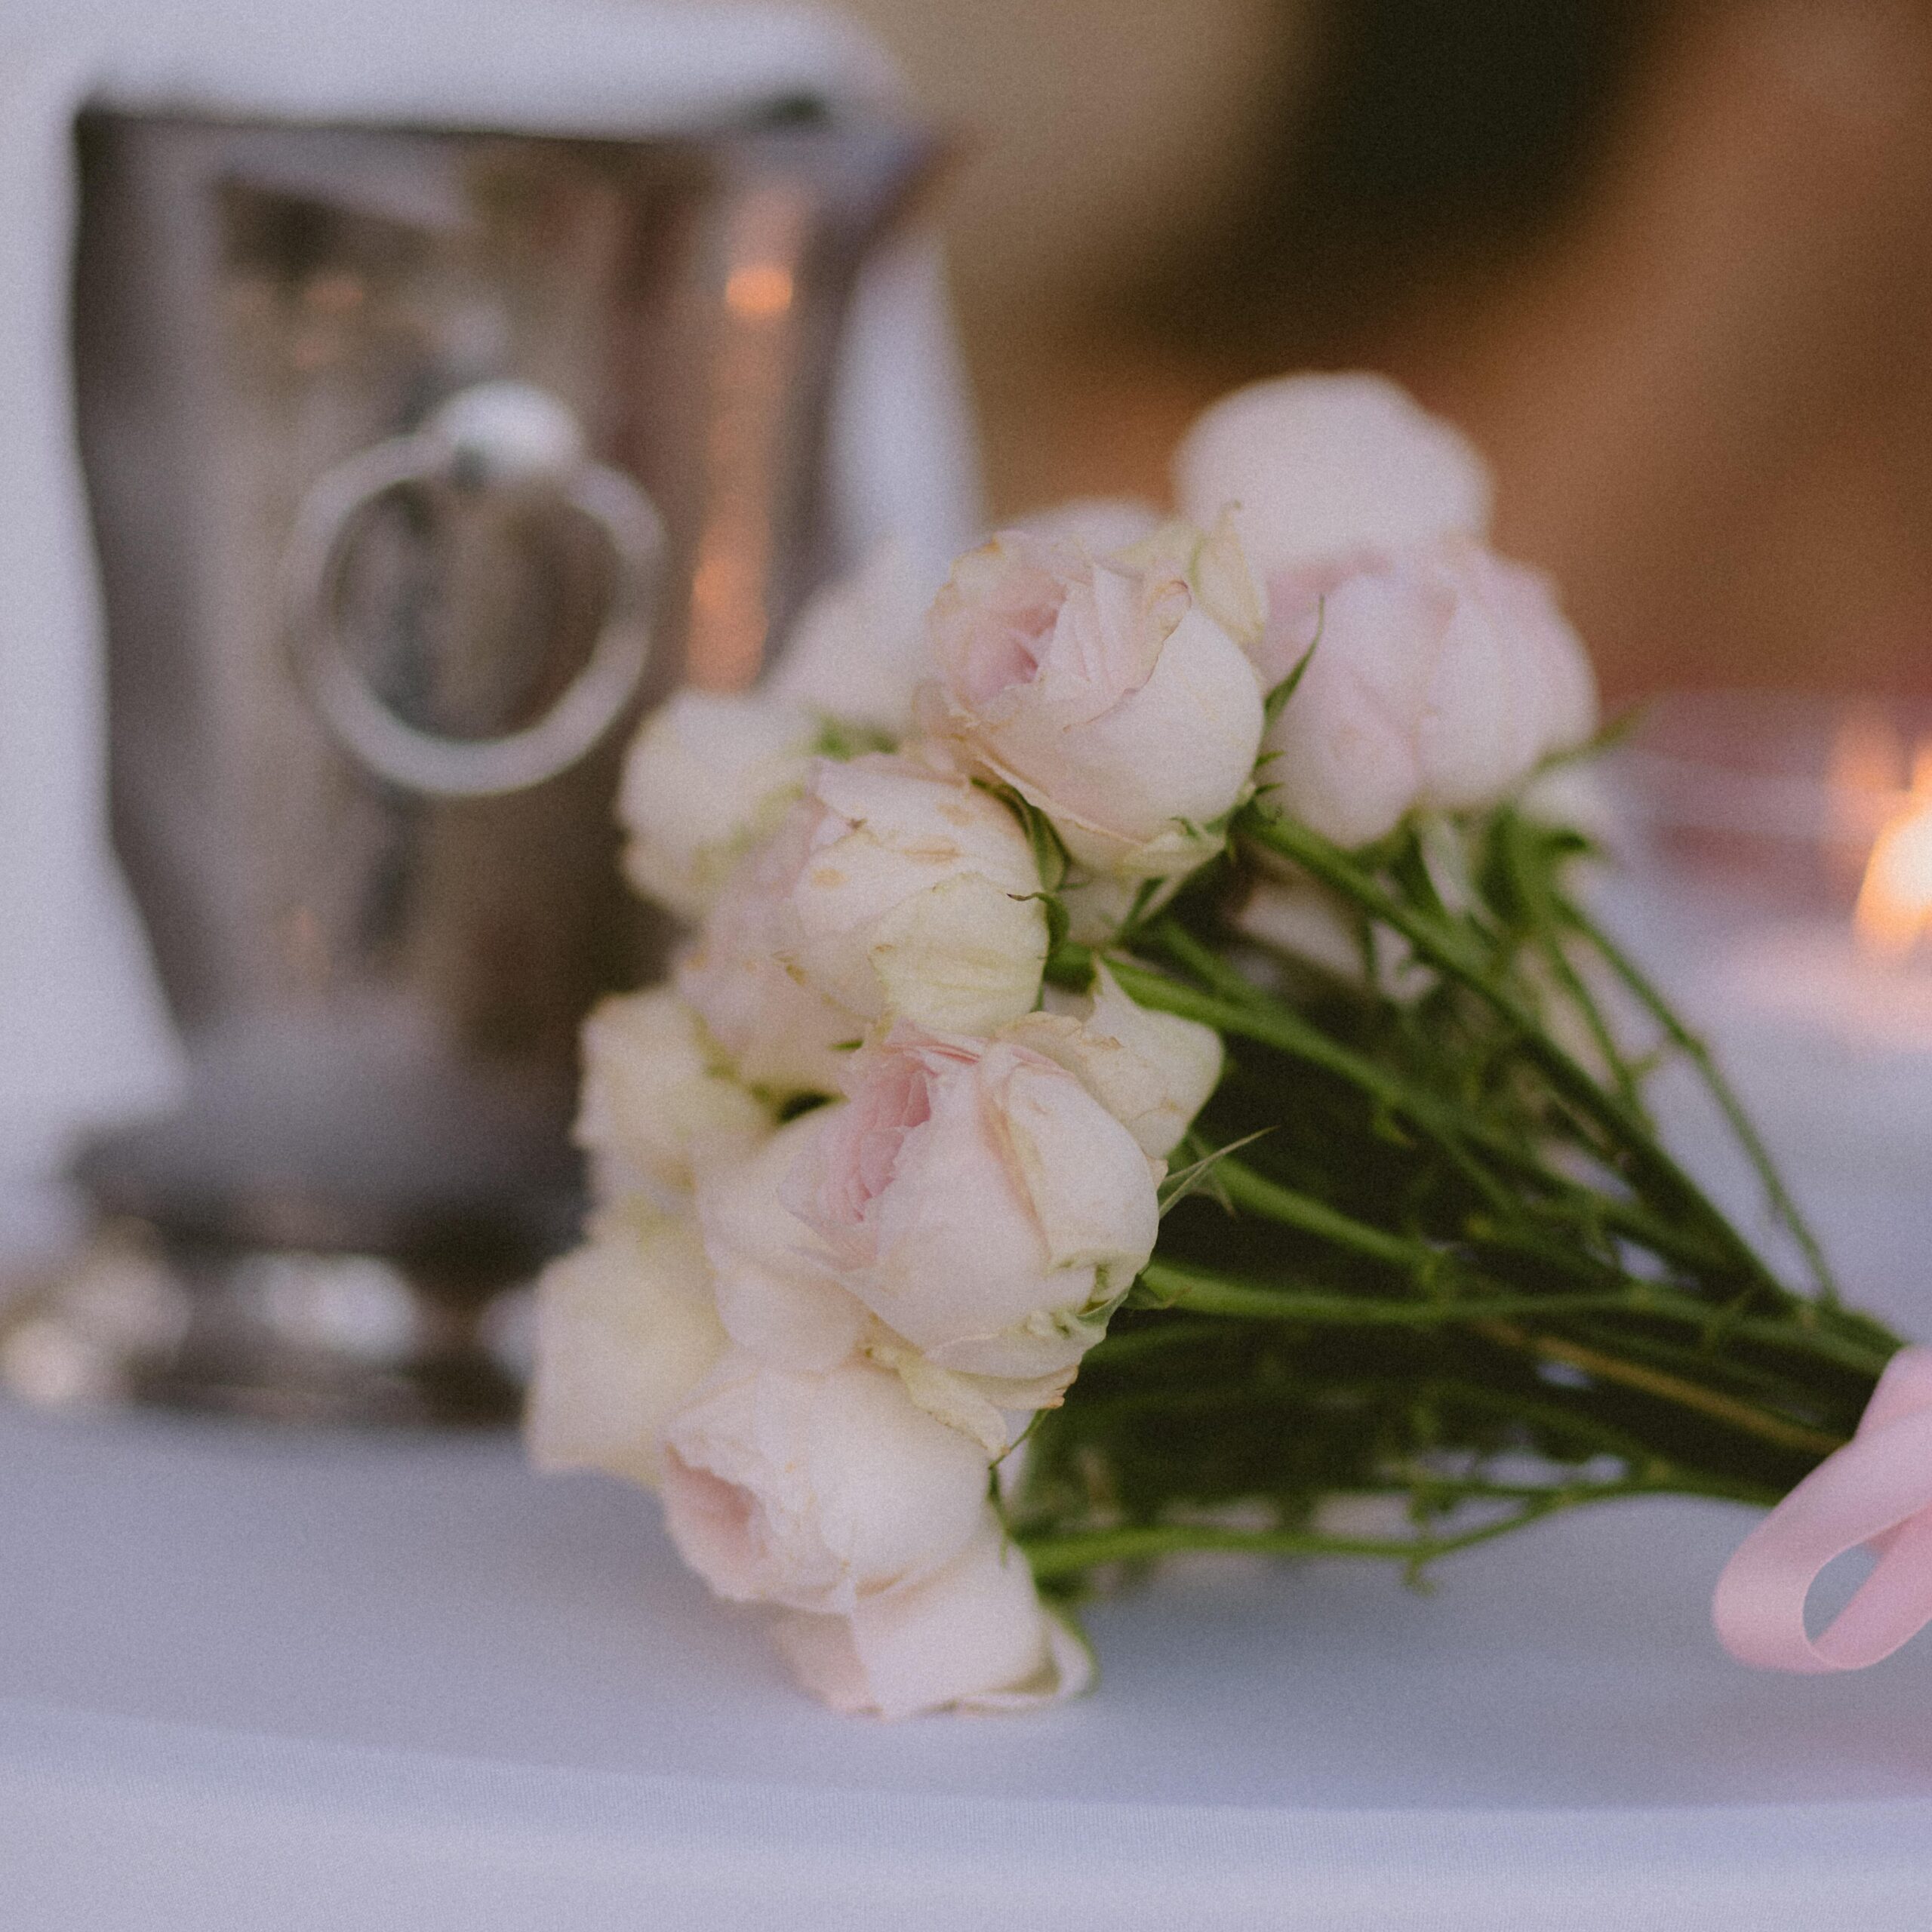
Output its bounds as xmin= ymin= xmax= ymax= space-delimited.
xmin=774 ymin=1091 xmax=833 ymax=1122
xmin=811 ymin=715 xmax=897 ymax=760
xmin=1110 ymin=875 xmax=1166 ymax=947
xmin=1158 ymin=1128 xmax=1273 ymax=1219
xmin=1014 ymin=890 xmax=1071 ymax=958
xmin=1261 ymin=601 xmax=1324 ymax=732
xmin=978 ymin=780 xmax=1072 ymax=892
xmin=1044 ymin=940 xmax=1096 ymax=991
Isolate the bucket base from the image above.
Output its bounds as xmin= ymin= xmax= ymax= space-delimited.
xmin=0 ymin=1221 xmax=528 ymax=1428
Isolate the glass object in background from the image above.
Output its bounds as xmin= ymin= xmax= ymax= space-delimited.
xmin=1602 ymin=691 xmax=1932 ymax=1337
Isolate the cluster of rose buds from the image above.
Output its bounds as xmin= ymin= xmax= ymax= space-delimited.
xmin=527 ymin=374 xmax=1598 ymax=1717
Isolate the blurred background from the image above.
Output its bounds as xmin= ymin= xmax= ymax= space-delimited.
xmin=811 ymin=0 xmax=1932 ymax=701
xmin=14 ymin=0 xmax=1932 ymax=1405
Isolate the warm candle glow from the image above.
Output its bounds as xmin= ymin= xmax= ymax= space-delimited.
xmin=1854 ymin=741 xmax=1932 ymax=960
xmin=1828 ymin=704 xmax=1906 ymax=846
xmin=724 ymin=263 xmax=795 ymax=320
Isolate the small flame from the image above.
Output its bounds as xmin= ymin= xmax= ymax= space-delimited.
xmin=1854 ymin=737 xmax=1932 ymax=960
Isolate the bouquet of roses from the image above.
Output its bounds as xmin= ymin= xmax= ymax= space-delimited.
xmin=528 ymin=374 xmax=1926 ymax=1717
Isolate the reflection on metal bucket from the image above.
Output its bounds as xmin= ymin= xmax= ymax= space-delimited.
xmin=12 ymin=109 xmax=934 ymax=1424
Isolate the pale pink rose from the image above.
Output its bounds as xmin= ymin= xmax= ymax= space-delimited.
xmin=672 ymin=811 xmax=858 ymax=1097
xmin=921 ymin=528 xmax=1264 ymax=881
xmin=695 ymin=1113 xmax=869 ymax=1373
xmin=618 ymin=690 xmax=817 ymax=924
xmin=773 ymin=1515 xmax=1093 ymax=1718
xmin=767 ymin=537 xmax=932 ymax=740
xmin=660 ymin=1352 xmax=989 ymax=1614
xmin=574 ymin=989 xmax=772 ymax=1204
xmin=697 ymin=1108 xmax=1088 ymax=1455
xmin=1256 ymin=540 xmax=1598 ymax=848
xmin=1005 ymin=963 xmax=1222 ymax=1160
xmin=676 ymin=754 xmax=1048 ymax=1095
xmin=1174 ymin=371 xmax=1492 ymax=585
xmin=525 ymin=1208 xmax=728 ymax=1489
xmin=1119 ymin=511 xmax=1266 ymax=654
xmin=783 ymin=1026 xmax=1159 ymax=1382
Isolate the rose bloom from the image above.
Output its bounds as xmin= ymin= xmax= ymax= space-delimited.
xmin=525 ymin=1207 xmax=728 ymax=1489
xmin=765 ymin=537 xmax=932 ymax=740
xmin=773 ymin=1514 xmax=1093 ymax=1719
xmin=574 ymin=989 xmax=772 ymax=1203
xmin=783 ymin=1026 xmax=1159 ymax=1383
xmin=618 ymin=689 xmax=819 ymax=924
xmin=696 ymin=1110 xmax=1084 ymax=1457
xmin=1254 ymin=541 xmax=1598 ymax=849
xmin=921 ymin=526 xmax=1264 ymax=881
xmin=677 ymin=753 xmax=1048 ymax=1094
xmin=1005 ymin=962 xmax=1222 ymax=1161
xmin=695 ymin=1112 xmax=869 ymax=1373
xmin=659 ymin=1352 xmax=990 ymax=1615
xmin=1174 ymin=371 xmax=1492 ymax=586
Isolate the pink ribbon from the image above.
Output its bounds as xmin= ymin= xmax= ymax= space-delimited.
xmin=1714 ymin=1344 xmax=1932 ymax=1672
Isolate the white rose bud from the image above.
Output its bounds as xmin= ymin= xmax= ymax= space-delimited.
xmin=1118 ymin=510 xmax=1266 ymax=654
xmin=767 ymin=537 xmax=932 ymax=740
xmin=1255 ymin=540 xmax=1598 ymax=849
xmin=921 ymin=527 xmax=1265 ymax=882
xmin=1007 ymin=963 xmax=1222 ymax=1160
xmin=660 ymin=1352 xmax=990 ymax=1614
xmin=618 ymin=689 xmax=817 ymax=923
xmin=773 ymin=1515 xmax=1093 ymax=1718
xmin=671 ymin=819 xmax=860 ymax=1098
xmin=1174 ymin=371 xmax=1492 ymax=585
xmin=575 ymin=989 xmax=773 ymax=1203
xmin=783 ymin=1026 xmax=1159 ymax=1382
xmin=677 ymin=754 xmax=1049 ymax=1094
xmin=525 ymin=1208 xmax=728 ymax=1489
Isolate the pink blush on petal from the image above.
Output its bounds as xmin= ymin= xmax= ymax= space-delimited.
xmin=822 ymin=1057 xmax=934 ymax=1232
xmin=954 ymin=567 xmax=1066 ymax=707
xmin=661 ymin=1455 xmax=762 ymax=1598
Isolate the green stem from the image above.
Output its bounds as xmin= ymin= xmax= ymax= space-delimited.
xmin=1114 ymin=942 xmax=1457 ymax=1148
xmin=1213 ymin=1159 xmax=1441 ymax=1275
xmin=1491 ymin=810 xmax=1650 ymax=1117
xmin=1121 ymin=932 xmax=1734 ymax=1281
xmin=1472 ymin=1319 xmax=1846 ymax=1458
xmin=1018 ymin=1477 xmax=1755 ymax=1583
xmin=1063 ymin=1350 xmax=1789 ymax=1496
xmin=1242 ymin=811 xmax=1791 ymax=1303
xmin=1140 ymin=1255 xmax=1890 ymax=1379
xmin=1458 ymin=1219 xmax=1890 ymax=1378
xmin=1558 ymin=888 xmax=1840 ymax=1303
xmin=1140 ymin=1259 xmax=1639 ymax=1327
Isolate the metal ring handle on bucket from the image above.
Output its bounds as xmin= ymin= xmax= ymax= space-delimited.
xmin=283 ymin=382 xmax=663 ymax=798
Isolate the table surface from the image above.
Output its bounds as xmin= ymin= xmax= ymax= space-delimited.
xmin=6 ymin=869 xmax=1931 ymax=1927
xmin=2 ymin=1396 xmax=1931 ymax=1930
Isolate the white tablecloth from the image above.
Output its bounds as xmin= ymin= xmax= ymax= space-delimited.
xmin=2 ymin=1399 xmax=1930 ymax=1929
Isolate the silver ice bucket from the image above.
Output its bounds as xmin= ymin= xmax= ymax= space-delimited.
xmin=51 ymin=107 xmax=931 ymax=1422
